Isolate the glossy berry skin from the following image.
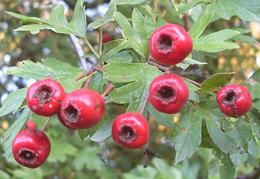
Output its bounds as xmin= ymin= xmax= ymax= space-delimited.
xmin=149 ymin=74 xmax=189 ymax=114
xmin=216 ymin=84 xmax=252 ymax=117
xmin=112 ymin=112 xmax=149 ymax=149
xmin=12 ymin=128 xmax=50 ymax=168
xmin=149 ymin=24 xmax=193 ymax=65
xmin=26 ymin=120 xmax=37 ymax=129
xmin=26 ymin=78 xmax=66 ymax=117
xmin=59 ymin=89 xmax=105 ymax=129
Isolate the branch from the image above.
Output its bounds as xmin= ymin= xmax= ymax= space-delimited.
xmin=147 ymin=58 xmax=171 ymax=73
xmin=41 ymin=117 xmax=52 ymax=131
xmin=101 ymin=82 xmax=114 ymax=97
xmin=139 ymin=94 xmax=149 ymax=115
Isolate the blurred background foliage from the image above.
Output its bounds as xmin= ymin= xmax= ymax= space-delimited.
xmin=0 ymin=0 xmax=260 ymax=178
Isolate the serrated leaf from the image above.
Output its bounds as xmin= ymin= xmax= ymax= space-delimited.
xmin=194 ymin=30 xmax=240 ymax=53
xmin=103 ymin=62 xmax=161 ymax=83
xmin=252 ymin=69 xmax=260 ymax=82
xmin=8 ymin=0 xmax=86 ymax=37
xmin=0 ymin=88 xmax=26 ymax=118
xmin=189 ymin=9 xmax=215 ymax=40
xmin=2 ymin=107 xmax=31 ymax=158
xmin=212 ymin=0 xmax=260 ymax=22
xmin=8 ymin=59 xmax=84 ymax=92
xmin=173 ymin=108 xmax=202 ymax=163
xmin=88 ymin=0 xmax=116 ymax=29
xmin=201 ymin=72 xmax=235 ymax=91
xmin=201 ymin=108 xmax=233 ymax=153
xmin=114 ymin=12 xmax=145 ymax=58
xmin=148 ymin=104 xmax=173 ymax=128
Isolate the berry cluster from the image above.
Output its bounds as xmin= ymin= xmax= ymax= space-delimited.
xmin=12 ymin=23 xmax=252 ymax=168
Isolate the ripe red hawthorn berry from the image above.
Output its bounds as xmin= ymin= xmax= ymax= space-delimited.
xmin=26 ymin=78 xmax=66 ymax=117
xmin=102 ymin=34 xmax=113 ymax=43
xmin=216 ymin=84 xmax=252 ymax=117
xmin=59 ymin=89 xmax=105 ymax=129
xmin=149 ymin=74 xmax=189 ymax=114
xmin=26 ymin=120 xmax=37 ymax=129
xmin=12 ymin=128 xmax=50 ymax=168
xmin=149 ymin=24 xmax=193 ymax=65
xmin=112 ymin=112 xmax=149 ymax=148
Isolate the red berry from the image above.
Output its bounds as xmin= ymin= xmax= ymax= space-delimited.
xmin=149 ymin=24 xmax=193 ymax=65
xmin=26 ymin=120 xmax=37 ymax=129
xmin=216 ymin=84 xmax=252 ymax=117
xmin=26 ymin=78 xmax=66 ymax=117
xmin=149 ymin=74 xmax=189 ymax=114
xmin=12 ymin=128 xmax=50 ymax=168
xmin=112 ymin=112 xmax=149 ymax=148
xmin=59 ymin=89 xmax=105 ymax=129
xmin=102 ymin=34 xmax=113 ymax=43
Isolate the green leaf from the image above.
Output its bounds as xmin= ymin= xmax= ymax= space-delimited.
xmin=176 ymin=57 xmax=207 ymax=70
xmin=178 ymin=0 xmax=212 ymax=15
xmin=0 ymin=88 xmax=26 ymax=118
xmin=115 ymin=0 xmax=150 ymax=5
xmin=184 ymin=80 xmax=200 ymax=102
xmin=201 ymin=72 xmax=235 ymax=91
xmin=48 ymin=139 xmax=77 ymax=163
xmin=90 ymin=120 xmax=113 ymax=142
xmin=8 ymin=59 xmax=84 ymax=92
xmin=252 ymin=69 xmax=260 ymax=82
xmin=248 ymin=112 xmax=260 ymax=139
xmin=88 ymin=0 xmax=116 ymax=29
xmin=229 ymin=152 xmax=248 ymax=166
xmin=220 ymin=157 xmax=235 ymax=179
xmin=103 ymin=62 xmax=161 ymax=83
xmin=8 ymin=0 xmax=86 ymax=37
xmin=248 ymin=137 xmax=259 ymax=157
xmin=2 ymin=107 xmax=31 ymax=158
xmin=194 ymin=30 xmax=240 ymax=53
xmin=114 ymin=12 xmax=145 ymax=58
xmin=0 ymin=170 xmax=10 ymax=179
xmin=189 ymin=9 xmax=215 ymax=40
xmin=173 ymin=108 xmax=203 ymax=163
xmin=212 ymin=0 xmax=260 ymax=22
xmin=73 ymin=146 xmax=103 ymax=171
xmin=109 ymin=81 xmax=145 ymax=104
xmin=202 ymin=108 xmax=233 ymax=153
xmin=148 ymin=104 xmax=173 ymax=128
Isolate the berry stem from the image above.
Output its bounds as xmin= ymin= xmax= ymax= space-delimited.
xmin=139 ymin=94 xmax=149 ymax=115
xmin=147 ymin=58 xmax=171 ymax=73
xmin=101 ymin=82 xmax=114 ymax=97
xmin=98 ymin=26 xmax=103 ymax=56
xmin=75 ymin=66 xmax=103 ymax=81
xmin=182 ymin=12 xmax=190 ymax=31
xmin=183 ymin=77 xmax=201 ymax=87
xmin=84 ymin=36 xmax=100 ymax=59
xmin=41 ymin=117 xmax=52 ymax=131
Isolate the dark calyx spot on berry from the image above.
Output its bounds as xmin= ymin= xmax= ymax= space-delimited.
xmin=18 ymin=148 xmax=37 ymax=162
xmin=119 ymin=125 xmax=137 ymax=143
xmin=34 ymin=85 xmax=53 ymax=105
xmin=223 ymin=89 xmax=238 ymax=105
xmin=158 ymin=35 xmax=172 ymax=52
xmin=156 ymin=85 xmax=176 ymax=103
xmin=64 ymin=104 xmax=79 ymax=122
